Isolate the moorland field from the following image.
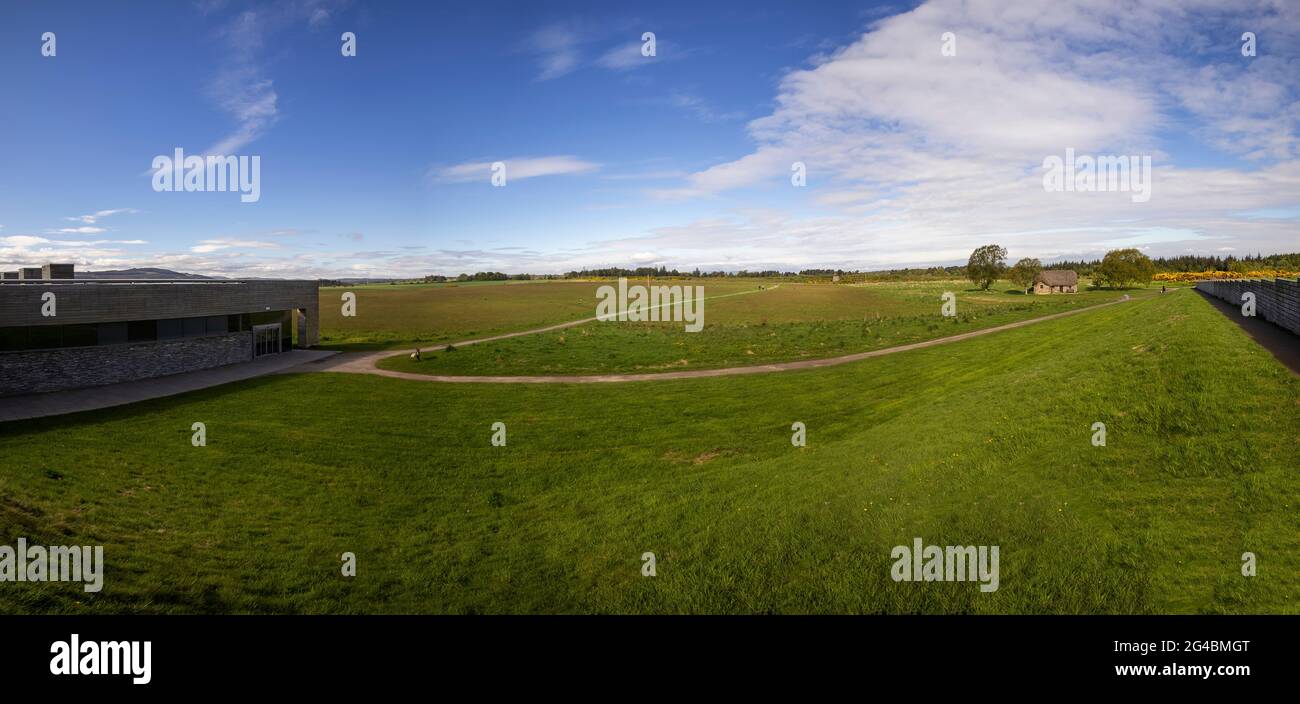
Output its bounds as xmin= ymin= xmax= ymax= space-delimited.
xmin=1 ymin=279 xmax=1296 ymax=614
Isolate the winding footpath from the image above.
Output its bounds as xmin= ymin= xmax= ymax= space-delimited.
xmin=304 ymin=294 xmax=1136 ymax=384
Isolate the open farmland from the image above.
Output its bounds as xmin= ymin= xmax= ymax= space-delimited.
xmin=375 ymin=279 xmax=1148 ymax=375
xmin=2 ymin=287 xmax=1295 ymax=614
xmin=318 ymin=279 xmax=767 ymax=351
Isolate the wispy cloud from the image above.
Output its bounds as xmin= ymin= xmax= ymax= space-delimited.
xmin=602 ymin=168 xmax=688 ymax=181
xmin=432 ymin=155 xmax=599 ymax=183
xmin=595 ymin=41 xmax=648 ymax=70
xmin=194 ymin=0 xmax=230 ymax=16
xmin=204 ymin=10 xmax=280 ymax=155
xmin=191 ymin=238 xmax=280 ymax=253
xmin=4 ymin=235 xmax=146 ymax=248
xmin=655 ymin=92 xmax=744 ymax=124
xmin=1 ymin=235 xmax=149 ymax=269
xmin=597 ymin=38 xmax=690 ymax=71
xmin=529 ymin=23 xmax=583 ymax=81
xmin=142 ymin=2 xmax=349 ymax=179
xmin=526 ymin=20 xmax=661 ymax=81
xmin=50 ymin=226 xmax=108 ymax=235
xmin=65 ymin=208 xmax=139 ymax=224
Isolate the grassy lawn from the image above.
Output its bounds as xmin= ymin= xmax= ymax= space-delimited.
xmin=2 ymin=289 xmax=1295 ymax=614
xmin=318 ymin=280 xmax=599 ymax=351
xmin=317 ymin=279 xmax=765 ymax=351
xmin=378 ymin=281 xmax=1147 ymax=375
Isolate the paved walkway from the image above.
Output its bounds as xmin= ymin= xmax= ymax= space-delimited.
xmin=1195 ymin=288 xmax=1300 ymax=375
xmin=313 ymin=297 xmax=1133 ymax=385
xmin=0 ymin=350 xmax=339 ymax=423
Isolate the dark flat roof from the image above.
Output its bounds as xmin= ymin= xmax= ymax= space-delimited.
xmin=0 ymin=279 xmax=317 ymax=285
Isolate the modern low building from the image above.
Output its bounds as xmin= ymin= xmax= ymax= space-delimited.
xmin=0 ymin=264 xmax=318 ymax=396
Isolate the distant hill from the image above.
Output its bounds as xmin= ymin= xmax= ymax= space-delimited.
xmin=76 ymin=268 xmax=218 ymax=280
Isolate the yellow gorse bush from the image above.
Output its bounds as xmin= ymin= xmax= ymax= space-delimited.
xmin=1152 ymin=269 xmax=1300 ymax=283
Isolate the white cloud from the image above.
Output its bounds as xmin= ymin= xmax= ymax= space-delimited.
xmin=529 ymin=24 xmax=583 ymax=81
xmin=0 ymin=235 xmax=149 ymax=271
xmin=65 ymin=208 xmax=139 ymax=224
xmin=205 ymin=11 xmax=280 ymax=155
xmin=432 ymin=156 xmax=600 ymax=183
xmin=308 ymin=7 xmax=331 ymax=28
xmin=191 ymin=239 xmax=280 ymax=253
xmin=644 ymin=0 xmax=1300 ymax=264
xmin=141 ymin=2 xmax=349 ymax=181
xmin=198 ymin=2 xmax=352 ymax=156
xmin=50 ymin=227 xmax=108 ymax=235
xmin=527 ymin=21 xmax=665 ymax=80
xmin=596 ymin=42 xmax=651 ymax=70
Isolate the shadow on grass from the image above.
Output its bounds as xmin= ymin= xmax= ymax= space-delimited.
xmin=0 ymin=374 xmax=297 ymax=438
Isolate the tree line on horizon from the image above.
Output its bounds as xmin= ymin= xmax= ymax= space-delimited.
xmin=402 ymin=251 xmax=1299 ymax=286
xmin=966 ymin=247 xmax=1300 ymax=291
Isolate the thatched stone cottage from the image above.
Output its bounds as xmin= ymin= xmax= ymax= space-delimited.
xmin=1033 ymin=270 xmax=1078 ymax=294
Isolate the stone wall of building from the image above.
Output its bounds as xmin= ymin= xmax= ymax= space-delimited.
xmin=0 ymin=332 xmax=253 ymax=396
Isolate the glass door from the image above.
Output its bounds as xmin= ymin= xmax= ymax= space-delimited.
xmin=251 ymin=323 xmax=282 ymax=358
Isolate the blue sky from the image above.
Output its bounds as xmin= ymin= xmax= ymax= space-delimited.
xmin=0 ymin=0 xmax=1296 ymax=277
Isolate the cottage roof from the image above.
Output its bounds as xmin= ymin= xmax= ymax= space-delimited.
xmin=1034 ymin=270 xmax=1078 ymax=286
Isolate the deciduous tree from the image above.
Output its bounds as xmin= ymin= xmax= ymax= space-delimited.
xmin=1009 ymin=257 xmax=1042 ymax=291
xmin=1095 ymin=249 xmax=1155 ymax=289
xmin=966 ymin=244 xmax=1007 ymax=290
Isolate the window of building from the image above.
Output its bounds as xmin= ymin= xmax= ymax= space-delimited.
xmin=158 ymin=319 xmax=184 ymax=340
xmin=128 ymin=320 xmax=157 ymax=343
xmin=0 ymin=313 xmax=258 ymax=352
xmin=0 ymin=327 xmax=27 ymax=351
xmin=62 ymin=324 xmax=98 ymax=347
xmin=98 ymin=323 xmax=128 ymax=345
xmin=206 ymin=316 xmax=228 ymax=335
xmin=28 ymin=326 xmax=62 ymax=349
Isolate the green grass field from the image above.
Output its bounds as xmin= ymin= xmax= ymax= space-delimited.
xmin=317 ymin=277 xmax=1100 ymax=352
xmin=318 ymin=279 xmax=764 ymax=351
xmin=2 ymin=287 xmax=1295 ymax=614
xmin=377 ymin=281 xmax=1143 ymax=375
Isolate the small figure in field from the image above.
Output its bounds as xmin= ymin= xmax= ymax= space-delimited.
xmin=1160 ymin=285 xmax=1166 ymax=294
xmin=410 ymin=348 xmax=421 ymax=361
